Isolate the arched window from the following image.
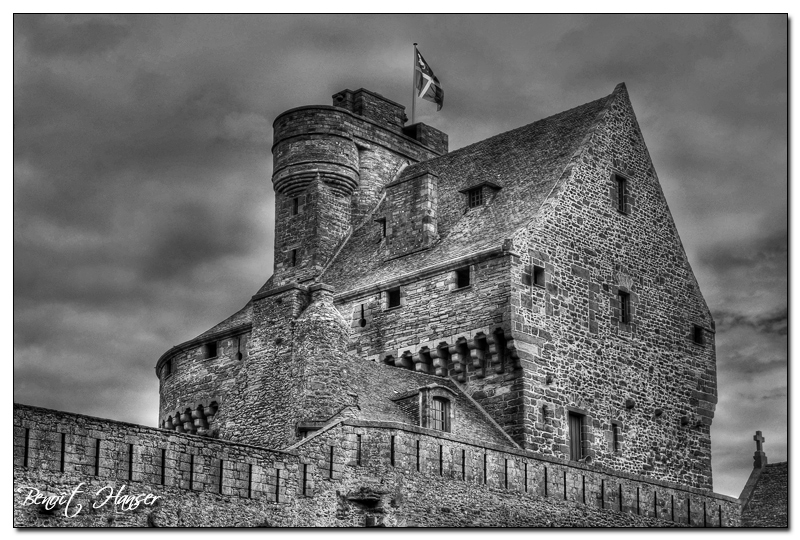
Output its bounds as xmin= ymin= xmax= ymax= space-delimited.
xmin=431 ymin=397 xmax=451 ymax=432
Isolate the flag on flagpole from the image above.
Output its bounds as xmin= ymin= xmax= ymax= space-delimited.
xmin=414 ymin=47 xmax=444 ymax=111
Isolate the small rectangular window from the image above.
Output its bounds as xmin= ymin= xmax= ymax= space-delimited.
xmin=163 ymin=359 xmax=172 ymax=378
xmin=618 ymin=291 xmax=631 ymax=324
xmin=202 ymin=342 xmax=218 ymax=359
xmin=455 ymin=267 xmax=470 ymax=289
xmin=387 ymin=287 xmax=401 ymax=309
xmin=533 ymin=265 xmax=545 ymax=288
xmin=290 ymin=249 xmax=297 ymax=267
xmin=376 ymin=218 xmax=387 ymax=238
xmin=467 ymin=187 xmax=483 ymax=208
xmin=431 ymin=398 xmax=451 ymax=432
xmin=615 ymin=174 xmax=627 ymax=213
xmin=291 ymin=197 xmax=300 ymax=215
xmin=693 ymin=324 xmax=705 ymax=345
xmin=568 ymin=412 xmax=584 ymax=461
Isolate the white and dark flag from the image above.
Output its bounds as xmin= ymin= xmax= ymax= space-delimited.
xmin=414 ymin=47 xmax=444 ymax=111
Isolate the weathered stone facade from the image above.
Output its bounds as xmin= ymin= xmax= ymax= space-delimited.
xmin=15 ymin=84 xmax=748 ymax=527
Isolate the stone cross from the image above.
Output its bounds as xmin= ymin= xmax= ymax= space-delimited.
xmin=753 ymin=430 xmax=768 ymax=468
xmin=753 ymin=431 xmax=765 ymax=453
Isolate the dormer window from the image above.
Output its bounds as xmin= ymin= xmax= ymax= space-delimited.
xmin=459 ymin=181 xmax=501 ymax=211
xmin=467 ymin=187 xmax=483 ymax=208
xmin=431 ymin=397 xmax=451 ymax=432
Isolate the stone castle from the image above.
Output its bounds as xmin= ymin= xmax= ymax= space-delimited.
xmin=16 ymin=83 xmax=773 ymax=527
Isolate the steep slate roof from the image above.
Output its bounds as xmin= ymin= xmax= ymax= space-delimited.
xmin=321 ymin=88 xmax=615 ymax=293
xmin=741 ymin=462 xmax=789 ymax=527
xmin=179 ymin=88 xmax=617 ymax=349
xmin=195 ymin=301 xmax=252 ymax=341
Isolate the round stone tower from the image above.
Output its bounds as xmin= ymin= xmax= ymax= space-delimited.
xmin=270 ymin=108 xmax=360 ymax=287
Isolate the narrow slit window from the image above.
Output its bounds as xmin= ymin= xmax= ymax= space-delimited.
xmin=455 ymin=267 xmax=470 ymax=288
xmin=387 ymin=287 xmax=401 ymax=309
xmin=163 ymin=359 xmax=173 ymax=378
xmin=615 ymin=174 xmax=627 ymax=213
xmin=533 ymin=265 xmax=545 ymax=288
xmin=467 ymin=187 xmax=483 ymax=208
xmin=693 ymin=324 xmax=705 ymax=345
xmin=376 ymin=218 xmax=387 ymax=238
xmin=612 ymin=422 xmax=621 ymax=452
xmin=618 ymin=291 xmax=631 ymax=324
xmin=291 ymin=197 xmax=300 ymax=215
xmin=290 ymin=249 xmax=298 ymax=267
xmin=359 ymin=304 xmax=367 ymax=327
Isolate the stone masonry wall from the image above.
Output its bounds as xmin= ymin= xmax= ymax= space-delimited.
xmin=292 ymin=420 xmax=741 ymax=527
xmin=15 ymin=404 xmax=740 ymax=527
xmin=213 ymin=285 xmax=310 ymax=449
xmin=507 ymin=85 xmax=717 ymax=489
xmin=158 ymin=331 xmax=250 ymax=430
xmin=14 ymin=404 xmax=305 ymax=527
xmin=335 ymin=252 xmax=528 ymax=444
xmin=384 ymin=171 xmax=439 ymax=259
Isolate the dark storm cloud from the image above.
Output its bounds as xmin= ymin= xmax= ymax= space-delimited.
xmin=715 ymin=308 xmax=788 ymax=337
xmin=15 ymin=14 xmax=131 ymax=57
xmin=13 ymin=15 xmax=786 ymax=497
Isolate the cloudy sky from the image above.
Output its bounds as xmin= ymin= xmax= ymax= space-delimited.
xmin=13 ymin=14 xmax=787 ymax=498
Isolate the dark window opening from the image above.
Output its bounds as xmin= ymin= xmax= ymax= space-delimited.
xmin=356 ymin=434 xmax=362 ymax=466
xmin=693 ymin=324 xmax=705 ymax=345
xmin=615 ymin=174 xmax=627 ymax=213
xmin=455 ymin=267 xmax=470 ymax=288
xmin=291 ymin=197 xmax=300 ymax=215
xmin=290 ymin=249 xmax=297 ymax=267
xmin=533 ymin=265 xmax=545 ymax=288
xmin=467 ymin=187 xmax=483 ymax=208
xmin=618 ymin=291 xmax=631 ymax=324
xmin=568 ymin=412 xmax=585 ymax=461
xmin=612 ymin=422 xmax=621 ymax=452
xmin=202 ymin=342 xmax=218 ymax=359
xmin=387 ymin=287 xmax=401 ymax=309
xmin=431 ymin=397 xmax=451 ymax=432
xmin=163 ymin=359 xmax=173 ymax=378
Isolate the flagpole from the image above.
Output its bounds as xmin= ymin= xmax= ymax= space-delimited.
xmin=411 ymin=43 xmax=417 ymax=125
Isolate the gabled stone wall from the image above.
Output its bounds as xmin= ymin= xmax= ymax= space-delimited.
xmin=507 ymin=84 xmax=717 ymax=489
